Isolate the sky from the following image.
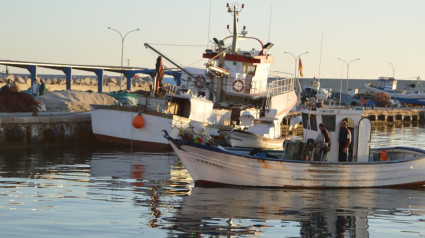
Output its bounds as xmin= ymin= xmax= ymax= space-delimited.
xmin=1 ymin=0 xmax=425 ymax=80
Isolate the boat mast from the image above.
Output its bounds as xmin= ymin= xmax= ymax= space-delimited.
xmin=228 ymin=3 xmax=244 ymax=54
xmin=144 ymin=43 xmax=211 ymax=93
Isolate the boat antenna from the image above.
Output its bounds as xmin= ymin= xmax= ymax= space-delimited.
xmin=339 ymin=61 xmax=343 ymax=106
xmin=267 ymin=3 xmax=273 ymax=42
xmin=207 ymin=0 xmax=212 ymax=48
xmin=317 ymin=32 xmax=323 ymax=84
xmin=227 ymin=2 xmax=244 ymax=54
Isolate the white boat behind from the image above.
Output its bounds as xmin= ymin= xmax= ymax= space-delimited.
xmin=219 ymin=78 xmax=297 ymax=150
xmin=219 ymin=127 xmax=286 ymax=150
xmin=184 ymin=3 xmax=298 ymax=149
xmin=164 ymin=106 xmax=425 ymax=188
xmin=91 ymin=3 xmax=298 ymax=151
xmin=91 ymin=92 xmax=213 ymax=152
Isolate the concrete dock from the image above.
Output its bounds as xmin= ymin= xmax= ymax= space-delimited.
xmin=0 ymin=112 xmax=93 ymax=148
xmin=284 ymin=107 xmax=425 ymax=123
xmin=363 ymin=108 xmax=425 ymax=123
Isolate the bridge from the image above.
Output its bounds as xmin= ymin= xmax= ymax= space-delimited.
xmin=0 ymin=60 xmax=181 ymax=93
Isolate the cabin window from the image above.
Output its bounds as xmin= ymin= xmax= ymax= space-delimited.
xmin=321 ymin=115 xmax=336 ymax=132
xmin=302 ymin=113 xmax=317 ymax=131
xmin=169 ymin=98 xmax=191 ymax=118
xmin=247 ymin=66 xmax=256 ymax=75
xmin=242 ymin=64 xmax=256 ymax=75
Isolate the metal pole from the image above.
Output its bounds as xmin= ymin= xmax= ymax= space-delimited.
xmin=285 ymin=51 xmax=308 ymax=103
xmin=108 ymin=27 xmax=140 ymax=90
xmin=390 ymin=62 xmax=395 ymax=78
xmin=338 ymin=58 xmax=359 ymax=91
xmin=337 ymin=58 xmax=348 ymax=91
xmin=347 ymin=58 xmax=360 ymax=86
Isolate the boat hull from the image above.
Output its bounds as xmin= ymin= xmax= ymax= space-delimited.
xmin=364 ymin=84 xmax=425 ymax=106
xmin=169 ymin=139 xmax=425 ymax=188
xmin=91 ymin=109 xmax=175 ymax=151
xmin=93 ymin=133 xmax=173 ymax=152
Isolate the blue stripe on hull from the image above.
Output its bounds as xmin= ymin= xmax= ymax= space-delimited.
xmin=393 ymin=96 xmax=425 ymax=105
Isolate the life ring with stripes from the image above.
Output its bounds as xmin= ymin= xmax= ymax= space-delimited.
xmin=194 ymin=75 xmax=205 ymax=88
xmin=232 ymin=79 xmax=244 ymax=92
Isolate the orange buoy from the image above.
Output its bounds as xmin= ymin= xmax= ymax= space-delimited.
xmin=132 ymin=113 xmax=145 ymax=129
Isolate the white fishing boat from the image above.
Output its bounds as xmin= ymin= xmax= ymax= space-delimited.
xmin=91 ymin=92 xmax=213 ymax=152
xmin=364 ymin=76 xmax=425 ymax=106
xmin=91 ymin=3 xmax=296 ymax=151
xmin=164 ymin=106 xmax=425 ymax=188
xmin=216 ymin=74 xmax=297 ymax=149
xmin=186 ymin=3 xmax=297 ymax=149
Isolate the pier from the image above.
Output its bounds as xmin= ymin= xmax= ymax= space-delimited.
xmin=282 ymin=107 xmax=425 ymax=136
xmin=284 ymin=107 xmax=425 ymax=124
xmin=363 ymin=108 xmax=425 ymax=123
xmin=0 ymin=60 xmax=181 ymax=93
xmin=0 ymin=112 xmax=93 ymax=148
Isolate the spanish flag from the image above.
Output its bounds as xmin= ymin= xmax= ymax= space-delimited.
xmin=299 ymin=58 xmax=304 ymax=77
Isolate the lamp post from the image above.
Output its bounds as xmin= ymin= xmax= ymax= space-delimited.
xmin=284 ymin=51 xmax=308 ymax=102
xmin=389 ymin=62 xmax=395 ymax=79
xmin=108 ymin=27 xmax=140 ymax=90
xmin=337 ymin=58 xmax=359 ymax=91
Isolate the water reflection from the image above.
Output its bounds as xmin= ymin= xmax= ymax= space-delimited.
xmin=88 ymin=152 xmax=192 ymax=229
xmin=169 ymin=187 xmax=425 ymax=237
xmin=1 ymin=127 xmax=425 ymax=237
xmin=371 ymin=123 xmax=425 ymax=149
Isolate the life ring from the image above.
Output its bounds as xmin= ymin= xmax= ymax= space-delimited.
xmin=232 ymin=79 xmax=244 ymax=92
xmin=194 ymin=75 xmax=205 ymax=88
xmin=132 ymin=113 xmax=145 ymax=129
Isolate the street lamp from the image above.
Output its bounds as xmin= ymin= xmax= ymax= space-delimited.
xmin=337 ymin=57 xmax=359 ymax=91
xmin=284 ymin=51 xmax=309 ymax=102
xmin=108 ymin=27 xmax=140 ymax=90
xmin=389 ymin=62 xmax=395 ymax=79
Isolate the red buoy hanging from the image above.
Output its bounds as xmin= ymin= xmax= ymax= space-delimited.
xmin=132 ymin=113 xmax=145 ymax=129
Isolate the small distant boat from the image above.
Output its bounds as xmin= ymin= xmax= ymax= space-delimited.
xmin=164 ymin=106 xmax=425 ymax=188
xmin=302 ymin=80 xmax=331 ymax=102
xmin=364 ymin=77 xmax=425 ymax=106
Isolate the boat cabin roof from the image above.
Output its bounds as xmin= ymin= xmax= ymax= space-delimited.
xmin=300 ymin=106 xmax=371 ymax=163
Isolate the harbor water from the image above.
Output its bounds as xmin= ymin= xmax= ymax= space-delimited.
xmin=1 ymin=124 xmax=425 ymax=237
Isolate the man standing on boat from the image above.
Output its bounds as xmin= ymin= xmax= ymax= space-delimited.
xmin=316 ymin=123 xmax=331 ymax=161
xmin=338 ymin=120 xmax=351 ymax=162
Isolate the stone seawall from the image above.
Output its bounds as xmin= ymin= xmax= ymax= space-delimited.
xmin=0 ymin=112 xmax=94 ymax=148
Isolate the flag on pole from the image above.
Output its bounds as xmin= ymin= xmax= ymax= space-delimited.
xmin=299 ymin=58 xmax=304 ymax=77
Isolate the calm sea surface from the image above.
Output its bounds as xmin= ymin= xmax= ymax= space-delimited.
xmin=1 ymin=124 xmax=425 ymax=237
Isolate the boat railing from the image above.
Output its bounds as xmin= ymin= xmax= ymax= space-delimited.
xmin=216 ymin=75 xmax=295 ymax=97
xmin=164 ymin=84 xmax=178 ymax=94
xmin=245 ymin=80 xmax=265 ymax=95
xmin=218 ymin=76 xmax=268 ymax=96
xmin=267 ymin=77 xmax=295 ymax=96
xmin=272 ymin=71 xmax=294 ymax=79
